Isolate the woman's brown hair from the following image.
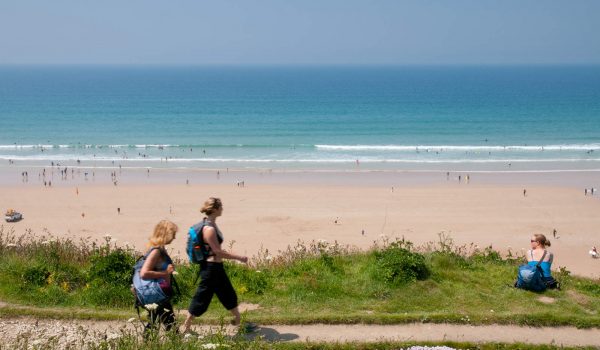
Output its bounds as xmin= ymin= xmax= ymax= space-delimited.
xmin=533 ymin=233 xmax=551 ymax=247
xmin=200 ymin=197 xmax=222 ymax=215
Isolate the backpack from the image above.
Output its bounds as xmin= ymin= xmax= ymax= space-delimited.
xmin=187 ymin=220 xmax=210 ymax=264
xmin=515 ymin=250 xmax=547 ymax=292
xmin=132 ymin=248 xmax=170 ymax=305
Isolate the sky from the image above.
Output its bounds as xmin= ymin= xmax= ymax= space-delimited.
xmin=1 ymin=0 xmax=599 ymax=65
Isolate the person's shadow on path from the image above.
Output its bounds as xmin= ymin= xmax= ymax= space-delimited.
xmin=243 ymin=326 xmax=299 ymax=341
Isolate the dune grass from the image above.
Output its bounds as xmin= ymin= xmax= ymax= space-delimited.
xmin=0 ymin=226 xmax=599 ymax=328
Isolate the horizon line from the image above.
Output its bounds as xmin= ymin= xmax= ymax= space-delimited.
xmin=1 ymin=62 xmax=600 ymax=68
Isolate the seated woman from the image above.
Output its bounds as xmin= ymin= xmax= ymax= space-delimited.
xmin=526 ymin=233 xmax=559 ymax=289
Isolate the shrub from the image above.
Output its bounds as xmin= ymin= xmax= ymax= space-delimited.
xmin=228 ymin=263 xmax=271 ymax=295
xmin=373 ymin=242 xmax=429 ymax=285
xmin=22 ymin=264 xmax=50 ymax=286
xmin=88 ymin=249 xmax=137 ymax=287
xmin=470 ymin=247 xmax=504 ymax=265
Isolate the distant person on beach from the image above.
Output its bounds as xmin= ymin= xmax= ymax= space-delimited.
xmin=138 ymin=220 xmax=178 ymax=334
xmin=526 ymin=234 xmax=559 ymax=289
xmin=182 ymin=197 xmax=253 ymax=334
xmin=523 ymin=189 xmax=527 ymax=197
xmin=553 ymin=229 xmax=557 ymax=239
xmin=590 ymin=246 xmax=598 ymax=259
xmin=117 ymin=207 xmax=121 ymax=215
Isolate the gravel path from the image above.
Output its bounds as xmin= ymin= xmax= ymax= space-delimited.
xmin=1 ymin=317 xmax=599 ymax=348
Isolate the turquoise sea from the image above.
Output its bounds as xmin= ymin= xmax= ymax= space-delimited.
xmin=1 ymin=65 xmax=599 ymax=171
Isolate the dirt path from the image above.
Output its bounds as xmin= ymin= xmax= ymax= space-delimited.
xmin=1 ymin=317 xmax=599 ymax=348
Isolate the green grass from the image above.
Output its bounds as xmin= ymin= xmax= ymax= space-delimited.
xmin=0 ymin=227 xmax=599 ymax=328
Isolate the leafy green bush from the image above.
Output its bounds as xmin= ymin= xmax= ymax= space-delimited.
xmin=228 ymin=263 xmax=271 ymax=295
xmin=22 ymin=264 xmax=50 ymax=286
xmin=373 ymin=242 xmax=429 ymax=285
xmin=470 ymin=247 xmax=504 ymax=264
xmin=88 ymin=249 xmax=137 ymax=287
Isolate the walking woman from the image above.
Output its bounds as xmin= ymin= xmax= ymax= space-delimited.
xmin=182 ymin=197 xmax=253 ymax=333
xmin=139 ymin=220 xmax=178 ymax=333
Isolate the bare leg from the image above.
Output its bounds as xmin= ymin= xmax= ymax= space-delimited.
xmin=182 ymin=312 xmax=195 ymax=333
xmin=229 ymin=307 xmax=241 ymax=325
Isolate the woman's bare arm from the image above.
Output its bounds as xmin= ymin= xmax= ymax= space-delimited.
xmin=203 ymin=227 xmax=247 ymax=263
xmin=140 ymin=249 xmax=173 ymax=279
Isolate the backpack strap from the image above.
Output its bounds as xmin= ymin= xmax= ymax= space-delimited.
xmin=143 ymin=247 xmax=159 ymax=259
xmin=536 ymin=250 xmax=547 ymax=267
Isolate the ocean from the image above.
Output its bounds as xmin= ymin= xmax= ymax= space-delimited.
xmin=1 ymin=65 xmax=600 ymax=171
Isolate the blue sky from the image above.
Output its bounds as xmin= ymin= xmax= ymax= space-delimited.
xmin=1 ymin=0 xmax=599 ymax=65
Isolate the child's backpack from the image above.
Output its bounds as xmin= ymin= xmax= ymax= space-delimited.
xmin=132 ymin=248 xmax=168 ymax=305
xmin=515 ymin=250 xmax=547 ymax=292
xmin=187 ymin=219 xmax=210 ymax=264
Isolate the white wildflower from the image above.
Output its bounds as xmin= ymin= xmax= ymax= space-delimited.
xmin=265 ymin=255 xmax=273 ymax=261
xmin=145 ymin=303 xmax=158 ymax=311
xmin=255 ymin=270 xmax=262 ymax=273
xmin=490 ymin=309 xmax=495 ymax=313
xmin=201 ymin=344 xmax=229 ymax=349
xmin=318 ymin=239 xmax=328 ymax=244
xmin=104 ymin=234 xmax=112 ymax=239
xmin=163 ymin=308 xmax=170 ymax=312
xmin=5 ymin=243 xmax=17 ymax=248
xmin=107 ymin=333 xmax=119 ymax=341
xmin=172 ymin=271 xmax=179 ymax=275
xmin=42 ymin=240 xmax=51 ymax=245
xmin=127 ymin=318 xmax=136 ymax=323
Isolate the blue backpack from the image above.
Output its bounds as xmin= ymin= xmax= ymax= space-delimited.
xmin=515 ymin=250 xmax=547 ymax=292
xmin=187 ymin=220 xmax=210 ymax=264
xmin=132 ymin=248 xmax=170 ymax=305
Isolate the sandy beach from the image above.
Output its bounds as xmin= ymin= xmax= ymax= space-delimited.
xmin=2 ymin=167 xmax=599 ymax=278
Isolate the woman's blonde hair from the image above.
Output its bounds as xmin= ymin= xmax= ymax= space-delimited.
xmin=149 ymin=220 xmax=178 ymax=247
xmin=533 ymin=233 xmax=551 ymax=247
xmin=200 ymin=197 xmax=222 ymax=215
